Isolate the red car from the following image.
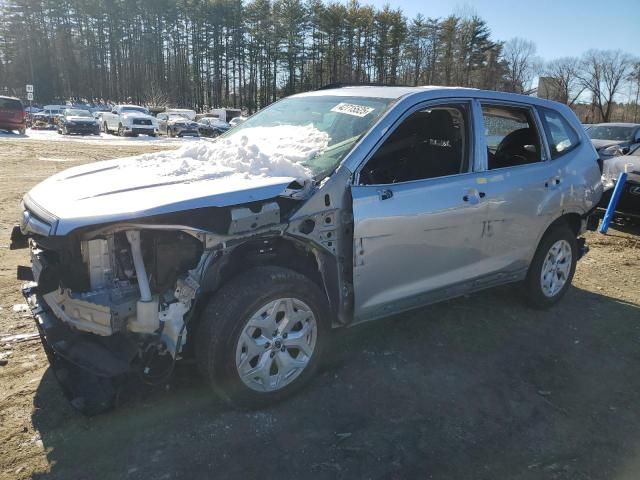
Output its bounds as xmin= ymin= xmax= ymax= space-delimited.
xmin=0 ymin=96 xmax=26 ymax=134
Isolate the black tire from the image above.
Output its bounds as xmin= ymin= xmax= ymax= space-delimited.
xmin=103 ymin=122 xmax=109 ymax=134
xmin=523 ymin=224 xmax=577 ymax=309
xmin=118 ymin=124 xmax=125 ymax=137
xmin=196 ymin=266 xmax=331 ymax=409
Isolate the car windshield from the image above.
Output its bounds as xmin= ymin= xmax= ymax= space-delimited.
xmin=588 ymin=125 xmax=635 ymax=141
xmin=65 ymin=109 xmax=92 ymax=117
xmin=122 ymin=106 xmax=148 ymax=114
xmin=169 ymin=114 xmax=188 ymax=121
xmin=224 ymin=95 xmax=394 ymax=177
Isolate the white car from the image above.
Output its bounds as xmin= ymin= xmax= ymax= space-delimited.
xmin=101 ymin=104 xmax=158 ymax=137
xmin=228 ymin=116 xmax=246 ymax=127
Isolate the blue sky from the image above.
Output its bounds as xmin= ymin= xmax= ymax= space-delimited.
xmin=358 ymin=0 xmax=639 ymax=60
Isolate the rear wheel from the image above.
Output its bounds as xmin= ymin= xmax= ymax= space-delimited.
xmin=523 ymin=225 xmax=577 ymax=309
xmin=196 ymin=266 xmax=330 ymax=409
xmin=103 ymin=122 xmax=109 ymax=134
xmin=18 ymin=127 xmax=26 ymax=135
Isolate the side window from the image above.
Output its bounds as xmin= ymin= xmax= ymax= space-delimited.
xmin=481 ymin=105 xmax=542 ymax=170
xmin=359 ymin=104 xmax=469 ymax=185
xmin=539 ymin=107 xmax=579 ymax=158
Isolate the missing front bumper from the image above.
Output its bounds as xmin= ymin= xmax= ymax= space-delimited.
xmin=23 ymin=284 xmax=137 ymax=415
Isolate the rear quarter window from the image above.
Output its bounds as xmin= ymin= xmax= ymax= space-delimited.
xmin=539 ymin=107 xmax=580 ymax=158
xmin=0 ymin=98 xmax=23 ymax=110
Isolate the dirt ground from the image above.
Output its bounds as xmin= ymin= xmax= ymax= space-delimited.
xmin=1 ymin=136 xmax=640 ymax=480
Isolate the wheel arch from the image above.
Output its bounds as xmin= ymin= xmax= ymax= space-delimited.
xmin=198 ymin=235 xmax=341 ymax=323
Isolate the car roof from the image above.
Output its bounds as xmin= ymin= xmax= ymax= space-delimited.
xmin=0 ymin=95 xmax=21 ymax=101
xmin=293 ymin=85 xmax=570 ymax=109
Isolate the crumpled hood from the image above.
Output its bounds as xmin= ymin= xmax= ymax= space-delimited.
xmin=25 ymin=157 xmax=299 ymax=235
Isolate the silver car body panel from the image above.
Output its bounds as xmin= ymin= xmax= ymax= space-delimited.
xmin=327 ymin=87 xmax=602 ymax=322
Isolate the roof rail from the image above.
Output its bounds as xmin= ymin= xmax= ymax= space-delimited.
xmin=317 ymin=82 xmax=412 ymax=90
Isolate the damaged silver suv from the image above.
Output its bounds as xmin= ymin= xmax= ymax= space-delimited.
xmin=11 ymin=86 xmax=602 ymax=414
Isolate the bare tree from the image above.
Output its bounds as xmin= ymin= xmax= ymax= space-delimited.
xmin=542 ymin=57 xmax=584 ymax=105
xmin=502 ymin=37 xmax=539 ymax=93
xmin=578 ymin=49 xmax=634 ymax=122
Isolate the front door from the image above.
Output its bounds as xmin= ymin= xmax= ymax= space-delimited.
xmin=351 ymin=102 xmax=491 ymax=322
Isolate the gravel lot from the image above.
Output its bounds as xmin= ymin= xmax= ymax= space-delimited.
xmin=1 ymin=133 xmax=640 ymax=480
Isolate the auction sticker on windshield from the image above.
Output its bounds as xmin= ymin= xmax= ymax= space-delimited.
xmin=331 ymin=103 xmax=375 ymax=118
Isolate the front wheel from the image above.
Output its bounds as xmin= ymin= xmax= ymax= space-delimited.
xmin=196 ymin=266 xmax=330 ymax=409
xmin=118 ymin=124 xmax=125 ymax=137
xmin=523 ymin=225 xmax=577 ymax=309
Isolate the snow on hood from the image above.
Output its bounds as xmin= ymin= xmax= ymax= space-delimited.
xmin=25 ymin=124 xmax=330 ymax=235
xmin=124 ymin=124 xmax=328 ymax=182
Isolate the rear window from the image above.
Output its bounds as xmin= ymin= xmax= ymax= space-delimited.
xmin=0 ymin=98 xmax=23 ymax=110
xmin=539 ymin=107 xmax=580 ymax=158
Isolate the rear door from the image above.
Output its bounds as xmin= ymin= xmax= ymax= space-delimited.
xmin=474 ymin=101 xmax=559 ymax=275
xmin=351 ymin=100 xmax=492 ymax=322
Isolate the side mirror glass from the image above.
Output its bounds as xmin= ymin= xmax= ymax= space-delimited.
xmin=111 ymin=110 xmax=117 ymax=114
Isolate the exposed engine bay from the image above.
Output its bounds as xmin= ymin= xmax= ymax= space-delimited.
xmin=15 ymin=183 xmax=352 ymax=414
xmin=39 ymin=230 xmax=202 ymax=343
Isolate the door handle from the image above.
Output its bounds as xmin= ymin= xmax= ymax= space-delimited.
xmin=378 ymin=188 xmax=393 ymax=201
xmin=463 ymin=190 xmax=485 ymax=203
xmin=545 ymin=177 xmax=561 ymax=188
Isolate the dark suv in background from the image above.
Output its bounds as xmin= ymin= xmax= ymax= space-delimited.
xmin=0 ymin=96 xmax=26 ymax=134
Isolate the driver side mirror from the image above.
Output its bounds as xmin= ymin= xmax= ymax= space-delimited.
xmin=111 ymin=110 xmax=117 ymax=115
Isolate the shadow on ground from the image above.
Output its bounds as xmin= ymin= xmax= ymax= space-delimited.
xmin=31 ymin=285 xmax=640 ymax=480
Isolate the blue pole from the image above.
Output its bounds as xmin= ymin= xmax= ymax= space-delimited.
xmin=599 ymin=171 xmax=628 ymax=234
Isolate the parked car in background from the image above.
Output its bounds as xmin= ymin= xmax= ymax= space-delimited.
xmin=12 ymin=86 xmax=602 ymax=414
xmin=35 ymin=106 xmax=65 ymax=129
xmin=588 ymin=123 xmax=640 ymax=159
xmin=0 ymin=96 xmax=26 ymax=134
xmin=101 ymin=104 xmax=158 ymax=137
xmin=209 ymin=107 xmax=242 ymax=123
xmin=164 ymin=108 xmax=197 ymax=121
xmin=57 ymin=109 xmax=100 ymax=135
xmin=156 ymin=112 xmax=200 ymax=137
xmin=228 ymin=116 xmax=246 ymax=127
xmin=197 ymin=117 xmax=230 ymax=137
xmin=599 ymin=144 xmax=640 ymax=219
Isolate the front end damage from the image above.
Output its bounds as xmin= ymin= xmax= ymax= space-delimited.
xmin=12 ymin=174 xmax=354 ymax=414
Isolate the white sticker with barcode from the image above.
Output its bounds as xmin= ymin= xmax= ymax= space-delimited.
xmin=330 ymin=102 xmax=374 ymax=118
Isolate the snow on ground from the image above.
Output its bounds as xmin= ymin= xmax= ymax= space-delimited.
xmin=120 ymin=124 xmax=330 ymax=181
xmin=0 ymin=128 xmax=199 ymax=146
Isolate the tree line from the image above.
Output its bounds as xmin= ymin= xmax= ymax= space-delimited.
xmin=0 ymin=0 xmax=637 ymax=121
